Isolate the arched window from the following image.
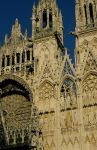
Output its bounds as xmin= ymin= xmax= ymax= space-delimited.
xmin=6 ymin=55 xmax=10 ymax=66
xmin=16 ymin=53 xmax=20 ymax=63
xmin=2 ymin=55 xmax=5 ymax=67
xmin=43 ymin=10 xmax=47 ymax=28
xmin=27 ymin=50 xmax=30 ymax=61
xmin=49 ymin=11 xmax=53 ymax=28
xmin=12 ymin=55 xmax=15 ymax=65
xmin=22 ymin=51 xmax=25 ymax=63
xmin=36 ymin=17 xmax=39 ymax=33
xmin=60 ymin=78 xmax=77 ymax=108
xmin=89 ymin=3 xmax=94 ymax=25
xmin=84 ymin=4 xmax=88 ymax=24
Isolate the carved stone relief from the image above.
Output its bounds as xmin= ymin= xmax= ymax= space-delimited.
xmin=39 ymin=82 xmax=55 ymax=112
xmin=83 ymin=74 xmax=97 ymax=106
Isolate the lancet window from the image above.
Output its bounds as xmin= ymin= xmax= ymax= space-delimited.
xmin=2 ymin=55 xmax=5 ymax=67
xmin=43 ymin=10 xmax=47 ymax=28
xmin=84 ymin=4 xmax=88 ymax=25
xmin=89 ymin=3 xmax=94 ymax=25
xmin=49 ymin=10 xmax=53 ymax=28
xmin=61 ymin=78 xmax=77 ymax=108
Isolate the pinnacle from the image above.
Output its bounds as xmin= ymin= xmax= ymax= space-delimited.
xmin=75 ymin=0 xmax=80 ymax=4
xmin=15 ymin=18 xmax=19 ymax=24
xmin=40 ymin=0 xmax=56 ymax=5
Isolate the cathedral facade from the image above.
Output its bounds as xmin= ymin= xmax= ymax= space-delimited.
xmin=0 ymin=0 xmax=97 ymax=149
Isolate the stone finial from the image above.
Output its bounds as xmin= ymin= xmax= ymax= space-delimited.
xmin=59 ymin=11 xmax=63 ymax=25
xmin=24 ymin=29 xmax=28 ymax=40
xmin=15 ymin=18 xmax=19 ymax=26
xmin=75 ymin=0 xmax=79 ymax=4
xmin=11 ymin=18 xmax=21 ymax=38
xmin=32 ymin=3 xmax=36 ymax=12
xmin=4 ymin=34 xmax=8 ymax=44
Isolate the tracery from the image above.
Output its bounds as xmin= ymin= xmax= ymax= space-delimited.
xmin=39 ymin=82 xmax=55 ymax=112
xmin=61 ymin=78 xmax=77 ymax=110
xmin=83 ymin=73 xmax=97 ymax=107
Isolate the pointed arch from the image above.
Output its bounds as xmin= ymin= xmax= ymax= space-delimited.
xmin=44 ymin=141 xmax=50 ymax=150
xmin=2 ymin=55 xmax=5 ymax=68
xmin=43 ymin=9 xmax=47 ymax=28
xmin=60 ymin=76 xmax=77 ymax=109
xmin=60 ymin=51 xmax=75 ymax=85
xmin=84 ymin=4 xmax=88 ymax=24
xmin=68 ymin=140 xmax=73 ymax=149
xmin=82 ymin=50 xmax=97 ymax=74
xmin=50 ymin=140 xmax=56 ymax=150
xmin=38 ymin=80 xmax=55 ymax=111
xmin=82 ymin=70 xmax=97 ymax=83
xmin=0 ymin=74 xmax=33 ymax=101
xmin=82 ymin=71 xmax=97 ymax=107
xmin=49 ymin=9 xmax=53 ymax=28
xmin=0 ymin=77 xmax=33 ymax=144
xmin=74 ymin=137 xmax=79 ymax=149
xmin=38 ymin=62 xmax=54 ymax=85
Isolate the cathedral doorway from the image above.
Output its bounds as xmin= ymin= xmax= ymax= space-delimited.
xmin=0 ymin=78 xmax=32 ymax=149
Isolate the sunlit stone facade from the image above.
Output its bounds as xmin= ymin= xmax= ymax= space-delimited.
xmin=0 ymin=0 xmax=97 ymax=149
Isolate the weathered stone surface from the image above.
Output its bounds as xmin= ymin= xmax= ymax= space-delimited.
xmin=0 ymin=0 xmax=97 ymax=149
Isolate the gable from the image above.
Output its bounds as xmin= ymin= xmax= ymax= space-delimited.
xmin=64 ymin=60 xmax=74 ymax=76
xmin=84 ymin=51 xmax=97 ymax=74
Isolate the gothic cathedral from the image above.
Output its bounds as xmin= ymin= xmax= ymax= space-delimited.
xmin=0 ymin=0 xmax=97 ymax=150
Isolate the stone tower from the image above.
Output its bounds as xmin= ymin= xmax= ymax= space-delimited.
xmin=32 ymin=0 xmax=64 ymax=74
xmin=32 ymin=0 xmax=78 ymax=150
xmin=75 ymin=0 xmax=97 ymax=149
xmin=32 ymin=0 xmax=65 ymax=149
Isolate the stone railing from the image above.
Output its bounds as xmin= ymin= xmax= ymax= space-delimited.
xmin=76 ymin=22 xmax=97 ymax=33
xmin=0 ymin=61 xmax=34 ymax=76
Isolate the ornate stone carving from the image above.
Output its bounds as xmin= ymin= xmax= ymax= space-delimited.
xmin=61 ymin=78 xmax=77 ymax=110
xmin=83 ymin=73 xmax=97 ymax=107
xmin=39 ymin=82 xmax=55 ymax=112
xmin=84 ymin=52 xmax=97 ymax=73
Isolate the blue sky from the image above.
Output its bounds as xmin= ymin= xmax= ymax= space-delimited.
xmin=0 ymin=0 xmax=75 ymax=60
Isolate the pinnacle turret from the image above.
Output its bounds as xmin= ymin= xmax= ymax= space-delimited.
xmin=32 ymin=0 xmax=63 ymax=42
xmin=75 ymin=0 xmax=97 ymax=33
